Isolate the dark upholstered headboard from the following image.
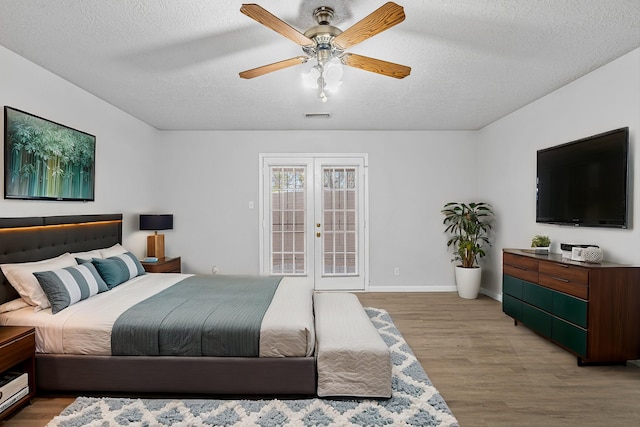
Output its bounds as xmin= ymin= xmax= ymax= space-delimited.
xmin=0 ymin=214 xmax=122 ymax=304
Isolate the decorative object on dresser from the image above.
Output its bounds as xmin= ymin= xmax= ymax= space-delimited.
xmin=0 ymin=326 xmax=36 ymax=421
xmin=140 ymin=256 xmax=181 ymax=273
xmin=502 ymin=249 xmax=640 ymax=365
xmin=582 ymin=246 xmax=604 ymax=263
xmin=560 ymin=243 xmax=595 ymax=260
xmin=4 ymin=106 xmax=96 ymax=202
xmin=569 ymin=245 xmax=602 ymax=263
xmin=442 ymin=202 xmax=495 ymax=299
xmin=139 ymin=214 xmax=173 ymax=259
xmin=530 ymin=235 xmax=550 ymax=254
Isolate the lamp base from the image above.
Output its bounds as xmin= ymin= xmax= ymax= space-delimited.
xmin=147 ymin=233 xmax=165 ymax=259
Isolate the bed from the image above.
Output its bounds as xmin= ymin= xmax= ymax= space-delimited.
xmin=0 ymin=214 xmax=317 ymax=395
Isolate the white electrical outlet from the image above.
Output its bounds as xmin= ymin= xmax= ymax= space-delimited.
xmin=394 ymin=267 xmax=400 ymax=276
xmin=248 ymin=201 xmax=254 ymax=209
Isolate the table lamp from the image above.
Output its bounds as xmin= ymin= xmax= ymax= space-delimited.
xmin=139 ymin=214 xmax=173 ymax=258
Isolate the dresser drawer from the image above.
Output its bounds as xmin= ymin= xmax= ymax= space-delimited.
xmin=552 ymin=292 xmax=587 ymax=328
xmin=504 ymin=253 xmax=539 ymax=283
xmin=503 ymin=274 xmax=523 ymax=298
xmin=504 ymin=252 xmax=539 ymax=270
xmin=522 ymin=282 xmax=553 ymax=312
xmin=552 ymin=317 xmax=587 ymax=357
xmin=0 ymin=331 xmax=35 ymax=372
xmin=522 ymin=304 xmax=552 ymax=337
xmin=503 ymin=294 xmax=522 ymax=321
xmin=539 ymin=262 xmax=588 ymax=285
xmin=538 ymin=273 xmax=588 ymax=299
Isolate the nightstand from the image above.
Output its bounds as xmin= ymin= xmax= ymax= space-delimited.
xmin=141 ymin=256 xmax=181 ymax=273
xmin=0 ymin=326 xmax=36 ymax=420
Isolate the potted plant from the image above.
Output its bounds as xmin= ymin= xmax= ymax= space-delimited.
xmin=531 ymin=235 xmax=550 ymax=254
xmin=442 ymin=202 xmax=495 ymax=299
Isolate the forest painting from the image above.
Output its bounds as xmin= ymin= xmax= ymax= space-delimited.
xmin=4 ymin=107 xmax=95 ymax=201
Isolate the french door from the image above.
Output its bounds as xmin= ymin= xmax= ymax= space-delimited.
xmin=260 ymin=154 xmax=368 ymax=290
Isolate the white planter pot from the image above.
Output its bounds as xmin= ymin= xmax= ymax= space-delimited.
xmin=454 ymin=266 xmax=482 ymax=299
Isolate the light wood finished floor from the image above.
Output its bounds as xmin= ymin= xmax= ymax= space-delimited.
xmin=5 ymin=292 xmax=640 ymax=426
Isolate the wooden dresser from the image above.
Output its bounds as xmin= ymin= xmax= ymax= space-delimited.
xmin=502 ymin=249 xmax=640 ymax=365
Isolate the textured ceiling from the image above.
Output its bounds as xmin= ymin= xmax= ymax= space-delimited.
xmin=0 ymin=0 xmax=639 ymax=131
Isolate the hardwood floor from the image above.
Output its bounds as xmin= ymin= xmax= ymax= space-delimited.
xmin=5 ymin=292 xmax=640 ymax=426
xmin=357 ymin=293 xmax=640 ymax=427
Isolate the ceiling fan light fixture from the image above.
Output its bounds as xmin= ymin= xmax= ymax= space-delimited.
xmin=301 ymin=60 xmax=342 ymax=102
xmin=323 ymin=60 xmax=343 ymax=91
xmin=302 ymin=65 xmax=322 ymax=89
xmin=240 ymin=3 xmax=410 ymax=99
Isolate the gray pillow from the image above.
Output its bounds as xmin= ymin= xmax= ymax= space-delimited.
xmin=34 ymin=263 xmax=109 ymax=314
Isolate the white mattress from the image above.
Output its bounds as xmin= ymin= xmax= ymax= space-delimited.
xmin=0 ymin=274 xmax=315 ymax=357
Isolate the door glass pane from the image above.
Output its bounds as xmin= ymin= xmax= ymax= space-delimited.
xmin=270 ymin=167 xmax=306 ymax=275
xmin=322 ymin=166 xmax=358 ymax=276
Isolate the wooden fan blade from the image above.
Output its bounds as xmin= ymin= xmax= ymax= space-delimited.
xmin=240 ymin=4 xmax=314 ymax=47
xmin=239 ymin=56 xmax=309 ymax=79
xmin=333 ymin=2 xmax=405 ymax=50
xmin=341 ymin=53 xmax=411 ymax=79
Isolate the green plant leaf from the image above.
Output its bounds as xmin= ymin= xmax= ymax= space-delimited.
xmin=442 ymin=201 xmax=495 ymax=267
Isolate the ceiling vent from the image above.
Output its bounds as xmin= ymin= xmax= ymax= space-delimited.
xmin=304 ymin=113 xmax=331 ymax=119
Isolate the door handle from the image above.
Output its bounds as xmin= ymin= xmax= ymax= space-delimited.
xmin=316 ymin=232 xmax=321 ymax=237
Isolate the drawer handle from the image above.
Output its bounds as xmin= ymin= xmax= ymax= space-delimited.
xmin=551 ymin=276 xmax=570 ymax=282
xmin=513 ymin=265 xmax=528 ymax=271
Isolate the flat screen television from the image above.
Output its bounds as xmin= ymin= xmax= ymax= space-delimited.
xmin=536 ymin=127 xmax=629 ymax=228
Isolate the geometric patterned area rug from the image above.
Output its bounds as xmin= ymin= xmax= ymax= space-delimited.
xmin=46 ymin=308 xmax=459 ymax=427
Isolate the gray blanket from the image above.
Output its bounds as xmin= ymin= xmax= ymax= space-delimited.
xmin=111 ymin=275 xmax=281 ymax=357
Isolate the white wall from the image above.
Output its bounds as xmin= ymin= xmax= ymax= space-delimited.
xmin=0 ymin=45 xmax=158 ymax=255
xmin=478 ymin=48 xmax=640 ymax=299
xmin=155 ymin=130 xmax=477 ymax=290
xmin=4 ymin=42 xmax=638 ymax=297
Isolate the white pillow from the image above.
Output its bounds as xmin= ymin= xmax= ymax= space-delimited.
xmin=0 ymin=298 xmax=30 ymax=313
xmin=71 ymin=249 xmax=104 ymax=262
xmin=99 ymin=244 xmax=128 ymax=258
xmin=1 ymin=253 xmax=78 ymax=310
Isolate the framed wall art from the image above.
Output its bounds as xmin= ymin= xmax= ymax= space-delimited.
xmin=4 ymin=106 xmax=95 ymax=201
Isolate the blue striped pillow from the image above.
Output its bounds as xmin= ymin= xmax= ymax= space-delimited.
xmin=34 ymin=263 xmax=109 ymax=314
xmin=91 ymin=252 xmax=146 ymax=289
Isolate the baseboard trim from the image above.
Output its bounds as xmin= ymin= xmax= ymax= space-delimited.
xmin=364 ymin=285 xmax=501 ymax=302
xmin=366 ymin=285 xmax=457 ymax=293
xmin=480 ymin=288 xmax=502 ymax=301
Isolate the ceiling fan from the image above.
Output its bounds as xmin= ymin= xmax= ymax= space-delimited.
xmin=239 ymin=2 xmax=411 ymax=101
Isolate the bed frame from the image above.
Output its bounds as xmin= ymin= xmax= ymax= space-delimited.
xmin=0 ymin=214 xmax=316 ymax=395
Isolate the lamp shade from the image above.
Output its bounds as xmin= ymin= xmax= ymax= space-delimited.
xmin=139 ymin=214 xmax=173 ymax=231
